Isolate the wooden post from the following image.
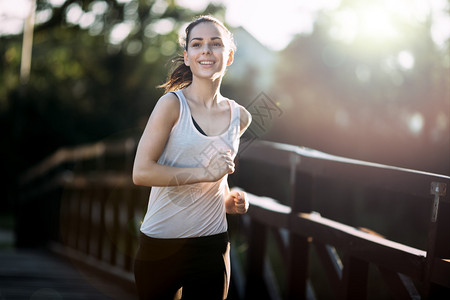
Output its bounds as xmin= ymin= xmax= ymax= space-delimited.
xmin=124 ymin=189 xmax=135 ymax=272
xmin=244 ymin=219 xmax=270 ymax=299
xmin=341 ymin=254 xmax=369 ymax=300
xmin=84 ymin=187 xmax=94 ymax=256
xmin=95 ymin=143 xmax=106 ymax=261
xmin=59 ymin=187 xmax=70 ymax=246
xmin=97 ymin=187 xmax=106 ymax=261
xmin=286 ymin=151 xmax=314 ymax=300
xmin=110 ymin=190 xmax=119 ymax=266
xmin=286 ymin=234 xmax=311 ymax=300
xmin=123 ymin=138 xmax=135 ymax=271
xmin=424 ymin=182 xmax=447 ymax=299
xmin=73 ymin=189 xmax=82 ymax=250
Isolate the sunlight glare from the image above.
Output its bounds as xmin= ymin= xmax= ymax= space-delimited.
xmin=66 ymin=3 xmax=83 ymax=25
xmin=35 ymin=8 xmax=53 ymax=25
xmin=176 ymin=0 xmax=210 ymax=12
xmin=109 ymin=21 xmax=134 ymax=44
xmin=151 ymin=0 xmax=168 ymax=16
xmin=328 ymin=0 xmax=439 ymax=46
xmin=0 ymin=0 xmax=31 ymax=18
xmin=408 ymin=113 xmax=424 ymax=135
xmin=386 ymin=0 xmax=428 ymax=23
xmin=303 ymin=0 xmax=341 ymax=11
xmin=79 ymin=12 xmax=95 ymax=29
xmin=47 ymin=0 xmax=66 ymax=7
xmin=397 ymin=51 xmax=415 ymax=70
xmin=329 ymin=9 xmax=358 ymax=43
xmin=430 ymin=8 xmax=450 ymax=48
xmin=359 ymin=8 xmax=397 ymax=39
xmin=149 ymin=18 xmax=175 ymax=36
xmin=329 ymin=6 xmax=398 ymax=44
xmin=90 ymin=1 xmax=109 ymax=15
xmin=224 ymin=0 xmax=316 ymax=50
xmin=0 ymin=0 xmax=31 ymax=35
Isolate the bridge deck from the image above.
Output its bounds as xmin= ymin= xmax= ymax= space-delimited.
xmin=0 ymin=246 xmax=137 ymax=300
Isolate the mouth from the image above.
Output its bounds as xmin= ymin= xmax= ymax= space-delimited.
xmin=199 ymin=60 xmax=215 ymax=65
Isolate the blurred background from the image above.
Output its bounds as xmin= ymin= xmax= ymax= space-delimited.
xmin=1 ymin=0 xmax=449 ymax=241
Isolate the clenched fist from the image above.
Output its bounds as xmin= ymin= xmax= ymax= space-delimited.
xmin=205 ymin=150 xmax=235 ymax=182
xmin=225 ymin=190 xmax=249 ymax=214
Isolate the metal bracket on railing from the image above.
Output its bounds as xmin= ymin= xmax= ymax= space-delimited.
xmin=430 ymin=182 xmax=447 ymax=222
xmin=288 ymin=152 xmax=300 ymax=208
xmin=289 ymin=153 xmax=300 ymax=186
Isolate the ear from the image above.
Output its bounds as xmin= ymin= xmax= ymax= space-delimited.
xmin=184 ymin=50 xmax=190 ymax=66
xmin=226 ymin=49 xmax=234 ymax=66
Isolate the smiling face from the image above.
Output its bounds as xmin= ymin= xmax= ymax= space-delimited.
xmin=184 ymin=22 xmax=234 ymax=82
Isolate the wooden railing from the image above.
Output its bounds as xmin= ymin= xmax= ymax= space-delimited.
xmin=18 ymin=138 xmax=450 ymax=299
xmin=230 ymin=141 xmax=450 ymax=300
xmin=17 ymin=138 xmax=142 ymax=292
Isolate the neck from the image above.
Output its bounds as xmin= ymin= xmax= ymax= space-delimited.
xmin=185 ymin=76 xmax=222 ymax=108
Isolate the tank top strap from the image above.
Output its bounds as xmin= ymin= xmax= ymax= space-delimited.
xmin=170 ymin=90 xmax=190 ymax=130
xmin=228 ymin=99 xmax=241 ymax=129
xmin=170 ymin=90 xmax=187 ymax=111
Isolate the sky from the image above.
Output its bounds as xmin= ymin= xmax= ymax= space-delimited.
xmin=0 ymin=0 xmax=449 ymax=51
xmin=178 ymin=0 xmax=450 ymax=51
xmin=177 ymin=0 xmax=341 ymax=50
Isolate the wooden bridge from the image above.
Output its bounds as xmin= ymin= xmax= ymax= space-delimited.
xmin=12 ymin=138 xmax=450 ymax=299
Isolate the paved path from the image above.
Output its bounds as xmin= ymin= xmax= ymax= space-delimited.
xmin=0 ymin=249 xmax=137 ymax=300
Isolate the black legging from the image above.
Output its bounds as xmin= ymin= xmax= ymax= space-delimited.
xmin=133 ymin=232 xmax=230 ymax=300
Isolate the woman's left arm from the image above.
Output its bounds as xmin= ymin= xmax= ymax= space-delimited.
xmin=224 ymin=104 xmax=252 ymax=214
xmin=239 ymin=106 xmax=252 ymax=136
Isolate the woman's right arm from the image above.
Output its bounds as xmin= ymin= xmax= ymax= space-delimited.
xmin=132 ymin=93 xmax=234 ymax=187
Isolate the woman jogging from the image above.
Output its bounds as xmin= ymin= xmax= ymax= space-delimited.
xmin=132 ymin=15 xmax=252 ymax=300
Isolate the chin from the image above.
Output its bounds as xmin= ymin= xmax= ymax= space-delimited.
xmin=195 ymin=72 xmax=224 ymax=81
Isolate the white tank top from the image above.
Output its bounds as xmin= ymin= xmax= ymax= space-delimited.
xmin=140 ymin=89 xmax=241 ymax=238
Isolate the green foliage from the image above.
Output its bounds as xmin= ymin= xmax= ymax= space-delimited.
xmin=0 ymin=0 xmax=226 ymax=210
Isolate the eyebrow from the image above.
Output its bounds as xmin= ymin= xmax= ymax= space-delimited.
xmin=189 ymin=37 xmax=222 ymax=43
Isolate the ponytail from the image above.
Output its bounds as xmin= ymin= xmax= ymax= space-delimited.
xmin=158 ymin=55 xmax=192 ymax=93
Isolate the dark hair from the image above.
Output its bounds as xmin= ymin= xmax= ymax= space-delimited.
xmin=158 ymin=15 xmax=236 ymax=93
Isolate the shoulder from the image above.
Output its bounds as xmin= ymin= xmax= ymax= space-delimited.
xmin=239 ymin=105 xmax=252 ymax=132
xmin=150 ymin=92 xmax=180 ymax=127
xmin=227 ymin=98 xmax=251 ymax=133
xmin=157 ymin=91 xmax=180 ymax=108
xmin=154 ymin=92 xmax=180 ymax=115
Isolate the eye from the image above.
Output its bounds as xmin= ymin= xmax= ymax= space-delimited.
xmin=191 ymin=43 xmax=201 ymax=48
xmin=213 ymin=42 xmax=223 ymax=47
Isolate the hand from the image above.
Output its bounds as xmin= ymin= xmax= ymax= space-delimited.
xmin=225 ymin=190 xmax=249 ymax=214
xmin=205 ymin=150 xmax=235 ymax=181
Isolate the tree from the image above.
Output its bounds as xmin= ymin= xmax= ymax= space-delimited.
xmin=270 ymin=1 xmax=450 ymax=175
xmin=0 ymin=0 xmax=226 ymax=211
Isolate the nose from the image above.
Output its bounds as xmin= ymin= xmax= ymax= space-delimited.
xmin=201 ymin=43 xmax=212 ymax=54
